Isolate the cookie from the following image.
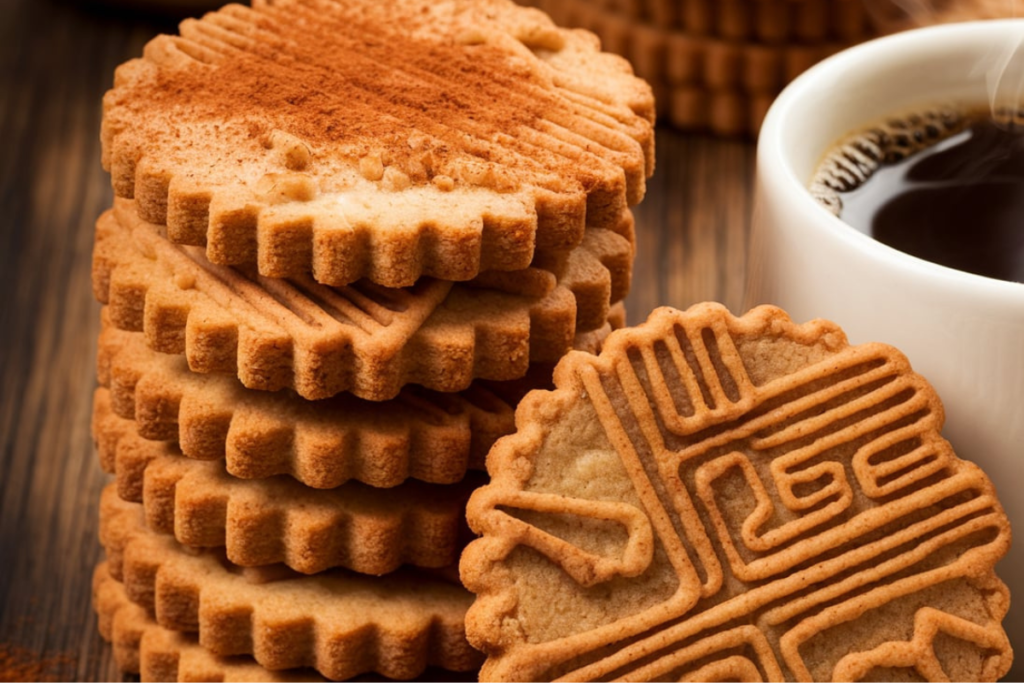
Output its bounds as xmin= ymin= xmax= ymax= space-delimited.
xmin=102 ymin=0 xmax=654 ymax=288
xmin=94 ymin=562 xmax=325 ymax=681
xmin=464 ymin=207 xmax=635 ymax=333
xmin=92 ymin=200 xmax=629 ymax=401
xmin=461 ymin=303 xmax=1013 ymax=681
xmin=95 ymin=308 xmax=517 ymax=487
xmin=95 ymin=304 xmax=620 ymax=488
xmin=93 ymin=388 xmax=482 ymax=575
xmin=99 ymin=485 xmax=482 ymax=680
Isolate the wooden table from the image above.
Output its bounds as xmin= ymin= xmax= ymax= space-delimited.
xmin=0 ymin=1 xmax=754 ymax=680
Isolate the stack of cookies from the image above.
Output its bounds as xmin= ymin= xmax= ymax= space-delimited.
xmin=519 ymin=0 xmax=885 ymax=136
xmin=89 ymin=0 xmax=654 ymax=679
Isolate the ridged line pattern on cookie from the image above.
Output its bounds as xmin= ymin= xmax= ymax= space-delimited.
xmin=95 ymin=309 xmax=522 ymax=487
xmin=102 ymin=0 xmax=654 ymax=288
xmin=92 ymin=200 xmax=627 ymax=400
xmin=94 ymin=563 xmax=327 ymax=681
xmin=99 ymin=486 xmax=483 ymax=680
xmin=577 ymin=0 xmax=877 ymax=43
xmin=461 ymin=304 xmax=1012 ymax=681
xmin=93 ymin=389 xmax=482 ymax=575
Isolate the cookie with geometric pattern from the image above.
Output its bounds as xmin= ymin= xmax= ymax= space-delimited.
xmin=92 ymin=200 xmax=631 ymax=400
xmin=102 ymin=0 xmax=654 ymax=288
xmin=99 ymin=485 xmax=483 ymax=680
xmin=94 ymin=561 xmax=327 ymax=681
xmin=93 ymin=388 xmax=482 ymax=575
xmin=461 ymin=303 xmax=1013 ymax=681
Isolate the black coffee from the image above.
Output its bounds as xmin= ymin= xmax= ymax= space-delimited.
xmin=811 ymin=110 xmax=1024 ymax=285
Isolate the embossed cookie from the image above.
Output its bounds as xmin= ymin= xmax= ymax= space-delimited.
xmin=93 ymin=388 xmax=481 ymax=575
xmin=99 ymin=485 xmax=483 ymax=680
xmin=92 ymin=200 xmax=630 ymax=400
xmin=94 ymin=562 xmax=326 ymax=681
xmin=102 ymin=0 xmax=654 ymax=288
xmin=461 ymin=303 xmax=1013 ymax=681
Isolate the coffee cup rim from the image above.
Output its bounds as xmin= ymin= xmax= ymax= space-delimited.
xmin=759 ymin=19 xmax=1024 ymax=302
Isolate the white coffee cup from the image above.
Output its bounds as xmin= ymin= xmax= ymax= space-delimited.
xmin=749 ymin=19 xmax=1024 ymax=674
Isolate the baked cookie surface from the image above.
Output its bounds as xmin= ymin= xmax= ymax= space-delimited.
xmin=92 ymin=201 xmax=629 ymax=400
xmin=100 ymin=486 xmax=483 ymax=680
xmin=94 ymin=562 xmax=327 ymax=682
xmin=102 ymin=0 xmax=654 ymax=287
xmin=462 ymin=303 xmax=1012 ymax=682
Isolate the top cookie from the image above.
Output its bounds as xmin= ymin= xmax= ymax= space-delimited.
xmin=102 ymin=0 xmax=655 ymax=288
xmin=461 ymin=303 xmax=1013 ymax=682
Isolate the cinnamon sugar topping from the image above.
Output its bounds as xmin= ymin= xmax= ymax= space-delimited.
xmin=139 ymin=11 xmax=545 ymax=179
xmin=101 ymin=0 xmax=655 ymax=287
xmin=107 ymin=0 xmax=653 ymax=194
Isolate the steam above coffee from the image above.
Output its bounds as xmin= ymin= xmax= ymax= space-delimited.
xmin=810 ymin=107 xmax=1024 ymax=284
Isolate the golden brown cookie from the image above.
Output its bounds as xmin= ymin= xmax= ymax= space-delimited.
xmin=461 ymin=303 xmax=1013 ymax=681
xmin=95 ymin=304 xmax=621 ymax=488
xmin=92 ymin=200 xmax=629 ymax=400
xmin=93 ymin=388 xmax=481 ymax=575
xmin=99 ymin=485 xmax=483 ymax=680
xmin=94 ymin=562 xmax=325 ymax=681
xmin=95 ymin=562 xmax=479 ymax=682
xmin=95 ymin=308 xmax=519 ymax=487
xmin=102 ymin=0 xmax=654 ymax=288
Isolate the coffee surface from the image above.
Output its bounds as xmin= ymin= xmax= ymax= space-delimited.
xmin=838 ymin=117 xmax=1024 ymax=284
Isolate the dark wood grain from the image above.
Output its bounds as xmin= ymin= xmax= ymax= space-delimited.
xmin=0 ymin=2 xmax=752 ymax=681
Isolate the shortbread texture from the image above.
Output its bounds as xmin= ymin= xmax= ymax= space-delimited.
xmin=92 ymin=201 xmax=633 ymax=400
xmin=100 ymin=487 xmax=482 ymax=680
xmin=93 ymin=388 xmax=484 ymax=575
xmin=95 ymin=309 xmax=525 ymax=488
xmin=94 ymin=563 xmax=327 ymax=681
xmin=462 ymin=303 xmax=1013 ymax=682
xmin=101 ymin=0 xmax=654 ymax=288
